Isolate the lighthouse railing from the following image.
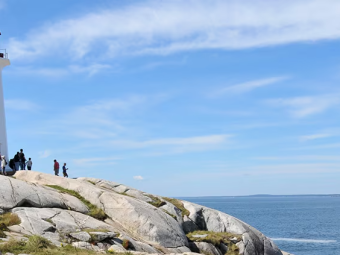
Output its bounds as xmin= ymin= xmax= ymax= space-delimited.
xmin=0 ymin=49 xmax=8 ymax=59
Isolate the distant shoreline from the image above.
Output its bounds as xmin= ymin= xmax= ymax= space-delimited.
xmin=177 ymin=194 xmax=340 ymax=198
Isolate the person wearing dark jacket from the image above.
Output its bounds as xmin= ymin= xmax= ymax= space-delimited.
xmin=19 ymin=149 xmax=26 ymax=170
xmin=9 ymin=158 xmax=15 ymax=172
xmin=62 ymin=163 xmax=68 ymax=178
xmin=14 ymin=152 xmax=20 ymax=170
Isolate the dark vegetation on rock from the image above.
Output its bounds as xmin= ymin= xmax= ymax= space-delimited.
xmin=46 ymin=185 xmax=107 ymax=220
xmin=87 ymin=180 xmax=96 ymax=185
xmin=0 ymin=235 xmax=133 ymax=255
xmin=122 ymin=239 xmax=130 ymax=249
xmin=187 ymin=231 xmax=242 ymax=246
xmin=187 ymin=230 xmax=242 ymax=255
xmin=0 ymin=213 xmax=21 ymax=238
xmin=146 ymin=194 xmax=166 ymax=207
xmin=162 ymin=209 xmax=177 ymax=220
xmin=162 ymin=197 xmax=190 ymax=217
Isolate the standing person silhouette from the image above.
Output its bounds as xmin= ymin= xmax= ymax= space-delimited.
xmin=53 ymin=159 xmax=59 ymax=176
xmin=19 ymin=149 xmax=25 ymax=170
xmin=1 ymin=155 xmax=6 ymax=175
xmin=14 ymin=152 xmax=20 ymax=170
xmin=63 ymin=163 xmax=68 ymax=178
xmin=26 ymin=158 xmax=32 ymax=170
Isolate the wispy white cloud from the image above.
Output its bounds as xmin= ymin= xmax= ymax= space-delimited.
xmin=107 ymin=134 xmax=232 ymax=155
xmin=253 ymin=155 xmax=340 ymax=161
xmin=268 ymin=94 xmax=340 ymax=118
xmin=63 ymin=95 xmax=165 ymax=132
xmin=38 ymin=150 xmax=51 ymax=159
xmin=139 ymin=57 xmax=187 ymax=71
xmin=212 ymin=76 xmax=288 ymax=96
xmin=73 ymin=156 xmax=119 ymax=166
xmin=9 ymin=63 xmax=114 ymax=77
xmin=299 ymin=133 xmax=333 ymax=142
xmin=33 ymin=94 xmax=169 ymax=147
xmin=133 ymin=175 xmax=144 ymax=180
xmin=5 ymin=99 xmax=39 ymax=111
xmin=7 ymin=0 xmax=340 ymax=61
xmin=69 ymin=64 xmax=113 ymax=77
xmin=111 ymin=135 xmax=230 ymax=148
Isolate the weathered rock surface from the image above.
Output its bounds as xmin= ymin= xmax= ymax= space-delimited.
xmin=78 ymin=177 xmax=152 ymax=203
xmin=167 ymin=246 xmax=193 ymax=253
xmin=182 ymin=201 xmax=283 ymax=255
xmin=281 ymin=252 xmax=294 ymax=255
xmin=108 ymin=244 xmax=127 ymax=253
xmin=119 ymin=235 xmax=160 ymax=253
xmin=15 ymin=171 xmax=188 ymax=248
xmin=9 ymin=207 xmax=115 ymax=245
xmin=69 ymin=231 xmax=91 ymax=242
xmin=218 ymin=242 xmax=229 ymax=254
xmin=72 ymin=241 xmax=98 ymax=251
xmin=7 ymin=171 xmax=289 ymax=255
xmin=193 ymin=242 xmax=222 ymax=255
xmin=89 ymin=231 xmax=117 ymax=241
xmin=0 ymin=175 xmax=88 ymax=213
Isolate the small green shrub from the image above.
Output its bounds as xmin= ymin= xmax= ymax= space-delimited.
xmin=187 ymin=230 xmax=241 ymax=246
xmin=162 ymin=209 xmax=177 ymax=220
xmin=0 ymin=212 xmax=21 ymax=238
xmin=187 ymin=230 xmax=242 ymax=255
xmin=0 ymin=212 xmax=21 ymax=227
xmin=26 ymin=235 xmax=53 ymax=251
xmin=46 ymin=185 xmax=107 ymax=220
xmin=122 ymin=238 xmax=129 ymax=249
xmin=146 ymin=194 xmax=166 ymax=208
xmin=162 ymin=197 xmax=190 ymax=217
xmin=0 ymin=238 xmax=26 ymax=253
xmin=43 ymin=218 xmax=55 ymax=225
xmin=83 ymin=228 xmax=111 ymax=233
xmin=225 ymin=243 xmax=241 ymax=255
xmin=0 ymin=229 xmax=6 ymax=238
xmin=0 ymin=237 xmax=107 ymax=255
xmin=87 ymin=180 xmax=96 ymax=185
xmin=0 ymin=222 xmax=8 ymax=231
xmin=88 ymin=207 xmax=106 ymax=220
xmin=119 ymin=192 xmax=135 ymax=198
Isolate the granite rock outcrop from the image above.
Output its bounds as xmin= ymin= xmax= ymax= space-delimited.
xmin=0 ymin=171 xmax=287 ymax=255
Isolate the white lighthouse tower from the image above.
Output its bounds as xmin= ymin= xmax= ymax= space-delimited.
xmin=0 ymin=49 xmax=10 ymax=171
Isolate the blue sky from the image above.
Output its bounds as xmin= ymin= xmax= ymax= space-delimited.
xmin=0 ymin=0 xmax=340 ymax=196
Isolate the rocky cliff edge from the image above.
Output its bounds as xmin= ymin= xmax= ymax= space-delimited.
xmin=0 ymin=171 xmax=286 ymax=255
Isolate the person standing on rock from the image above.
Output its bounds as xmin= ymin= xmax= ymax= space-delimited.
xmin=9 ymin=158 xmax=15 ymax=172
xmin=14 ymin=152 xmax=20 ymax=170
xmin=54 ymin=159 xmax=60 ymax=176
xmin=1 ymin=155 xmax=7 ymax=175
xmin=26 ymin=158 xmax=33 ymax=170
xmin=62 ymin=163 xmax=68 ymax=178
xmin=19 ymin=149 xmax=26 ymax=170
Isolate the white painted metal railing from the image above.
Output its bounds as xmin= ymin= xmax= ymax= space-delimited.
xmin=0 ymin=49 xmax=8 ymax=59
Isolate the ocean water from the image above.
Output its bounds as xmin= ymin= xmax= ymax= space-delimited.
xmin=181 ymin=196 xmax=340 ymax=255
